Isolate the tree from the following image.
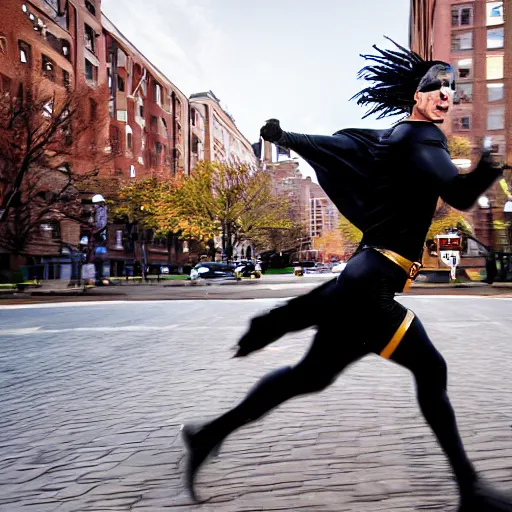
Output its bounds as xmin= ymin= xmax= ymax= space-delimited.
xmin=251 ymin=223 xmax=308 ymax=254
xmin=312 ymin=229 xmax=345 ymax=261
xmin=109 ymin=177 xmax=181 ymax=237
xmin=175 ymin=161 xmax=293 ymax=260
xmin=339 ymin=215 xmax=362 ymax=244
xmin=0 ymin=80 xmax=110 ymax=259
xmin=426 ymin=207 xmax=473 ymax=241
xmin=447 ymin=135 xmax=471 ymax=159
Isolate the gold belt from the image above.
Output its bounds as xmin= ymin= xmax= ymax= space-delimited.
xmin=380 ymin=310 xmax=415 ymax=359
xmin=372 ymin=248 xmax=422 ymax=291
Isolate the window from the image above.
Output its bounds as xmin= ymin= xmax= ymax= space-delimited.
xmin=486 ymin=55 xmax=504 ymax=79
xmin=40 ymin=222 xmax=60 ymax=240
xmin=114 ymin=229 xmax=123 ymax=249
xmin=84 ymin=24 xmax=95 ymax=53
xmin=154 ymin=82 xmax=162 ymax=105
xmin=42 ymin=100 xmax=53 ymax=118
xmin=453 ymin=116 xmax=471 ymax=131
xmin=85 ymin=0 xmax=96 ymax=16
xmin=126 ymin=125 xmax=132 ymax=149
xmin=18 ymin=40 xmax=31 ymax=65
xmin=191 ymin=108 xmax=197 ymax=126
xmin=117 ymin=110 xmax=128 ymax=122
xmin=452 ymin=31 xmax=473 ymax=51
xmin=43 ymin=0 xmax=59 ymax=10
xmin=192 ymin=134 xmax=200 ymax=153
xmin=487 ymin=82 xmax=504 ymax=102
xmin=487 ymin=27 xmax=504 ymax=50
xmin=455 ymin=58 xmax=472 ymax=79
xmin=487 ymin=135 xmax=505 ymax=155
xmin=452 ymin=5 xmax=473 ymax=26
xmin=62 ymin=69 xmax=70 ymax=88
xmin=110 ymin=125 xmax=119 ymax=153
xmin=117 ymin=49 xmax=127 ymax=68
xmin=117 ymin=75 xmax=125 ymax=92
xmin=155 ymin=141 xmax=163 ymax=154
xmin=487 ymin=106 xmax=505 ymax=130
xmin=61 ymin=40 xmax=70 ymax=60
xmin=139 ymin=104 xmax=144 ymax=118
xmin=85 ymin=58 xmax=97 ymax=84
xmin=454 ymin=83 xmax=472 ymax=104
xmin=130 ymin=164 xmax=136 ymax=178
xmin=0 ymin=36 xmax=7 ymax=55
xmin=150 ymin=116 xmax=158 ymax=132
xmin=486 ymin=2 xmax=504 ymax=26
xmin=42 ymin=55 xmax=56 ymax=81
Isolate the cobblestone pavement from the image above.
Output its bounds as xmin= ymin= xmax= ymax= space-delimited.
xmin=0 ymin=297 xmax=511 ymax=511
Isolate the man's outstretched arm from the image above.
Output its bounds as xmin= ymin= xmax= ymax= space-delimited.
xmin=260 ymin=119 xmax=344 ymax=165
xmin=413 ymin=143 xmax=504 ymax=211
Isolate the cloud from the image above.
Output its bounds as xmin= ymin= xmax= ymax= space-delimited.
xmin=101 ymin=0 xmax=228 ymax=95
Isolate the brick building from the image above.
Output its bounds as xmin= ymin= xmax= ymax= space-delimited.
xmin=189 ymin=90 xmax=257 ymax=167
xmin=0 ymin=2 xmax=272 ymax=280
xmin=410 ymin=0 xmax=512 ymax=256
xmin=101 ymin=15 xmax=191 ymax=277
xmin=0 ymin=0 xmax=110 ymax=279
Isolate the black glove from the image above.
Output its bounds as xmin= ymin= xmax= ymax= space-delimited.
xmin=260 ymin=118 xmax=283 ymax=143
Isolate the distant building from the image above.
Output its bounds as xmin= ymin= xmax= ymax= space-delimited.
xmin=189 ymin=91 xmax=258 ymax=168
xmin=263 ymin=143 xmax=339 ymax=242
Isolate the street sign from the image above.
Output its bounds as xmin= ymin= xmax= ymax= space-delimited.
xmin=440 ymin=250 xmax=460 ymax=268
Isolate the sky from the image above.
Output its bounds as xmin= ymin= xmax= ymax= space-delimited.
xmin=101 ymin=0 xmax=411 ymax=178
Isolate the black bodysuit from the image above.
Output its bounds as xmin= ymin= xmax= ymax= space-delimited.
xmin=186 ymin=121 xmax=509 ymax=508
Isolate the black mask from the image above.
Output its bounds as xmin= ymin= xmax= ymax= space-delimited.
xmin=417 ymin=64 xmax=456 ymax=93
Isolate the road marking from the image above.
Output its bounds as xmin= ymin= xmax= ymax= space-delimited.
xmin=0 ymin=295 xmax=511 ymax=312
xmin=0 ymin=327 xmax=42 ymax=335
xmin=0 ymin=298 xmax=288 ymax=311
xmin=0 ymin=324 xmax=179 ymax=335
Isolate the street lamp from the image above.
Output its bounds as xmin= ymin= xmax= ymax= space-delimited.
xmin=478 ymin=195 xmax=490 ymax=209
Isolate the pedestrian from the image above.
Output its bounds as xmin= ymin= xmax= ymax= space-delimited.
xmin=182 ymin=38 xmax=511 ymax=511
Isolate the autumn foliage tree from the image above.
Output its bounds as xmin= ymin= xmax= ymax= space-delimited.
xmin=111 ymin=161 xmax=296 ymax=260
xmin=174 ymin=161 xmax=293 ymax=260
xmin=0 ymin=80 xmax=110 ymax=258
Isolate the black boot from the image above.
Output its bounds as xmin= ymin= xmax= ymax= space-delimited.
xmin=459 ymin=480 xmax=512 ymax=511
xmin=181 ymin=424 xmax=223 ymax=501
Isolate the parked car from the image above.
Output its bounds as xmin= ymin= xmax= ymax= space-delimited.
xmin=331 ymin=262 xmax=347 ymax=273
xmin=189 ymin=262 xmax=236 ymax=280
xmin=305 ymin=262 xmax=331 ymax=274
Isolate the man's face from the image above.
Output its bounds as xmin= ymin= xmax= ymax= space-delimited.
xmin=412 ymin=65 xmax=455 ymax=123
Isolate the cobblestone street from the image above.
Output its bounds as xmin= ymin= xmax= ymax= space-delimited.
xmin=0 ymin=296 xmax=511 ymax=511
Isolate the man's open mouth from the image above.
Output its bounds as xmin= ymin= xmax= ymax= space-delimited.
xmin=436 ymin=105 xmax=449 ymax=113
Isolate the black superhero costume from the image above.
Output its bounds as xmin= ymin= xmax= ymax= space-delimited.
xmin=182 ymin=39 xmax=511 ymax=511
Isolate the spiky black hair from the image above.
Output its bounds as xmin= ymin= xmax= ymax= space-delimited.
xmin=351 ymin=37 xmax=451 ymax=119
